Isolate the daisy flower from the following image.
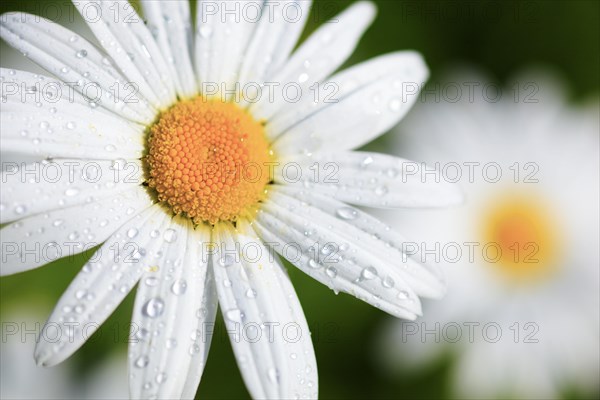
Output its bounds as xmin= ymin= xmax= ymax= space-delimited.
xmin=377 ymin=72 xmax=600 ymax=399
xmin=0 ymin=1 xmax=461 ymax=398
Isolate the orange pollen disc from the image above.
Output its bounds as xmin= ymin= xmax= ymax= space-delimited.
xmin=145 ymin=98 xmax=273 ymax=224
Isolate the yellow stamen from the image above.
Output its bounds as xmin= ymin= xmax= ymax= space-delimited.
xmin=145 ymin=98 xmax=273 ymax=224
xmin=480 ymin=192 xmax=560 ymax=283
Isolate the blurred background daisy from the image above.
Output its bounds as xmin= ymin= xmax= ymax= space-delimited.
xmin=1 ymin=1 xmax=599 ymax=399
xmin=374 ymin=72 xmax=599 ymax=399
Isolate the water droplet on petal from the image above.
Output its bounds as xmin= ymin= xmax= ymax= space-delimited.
xmin=360 ymin=156 xmax=374 ymax=168
xmin=163 ymin=229 xmax=177 ymax=243
xmin=375 ymin=185 xmax=388 ymax=196
xmin=218 ymin=254 xmax=235 ymax=267
xmin=325 ymin=266 xmax=338 ymax=278
xmin=135 ymin=355 xmax=149 ymax=368
xmin=145 ymin=276 xmax=158 ymax=287
xmin=225 ymin=308 xmax=242 ymax=322
xmin=382 ymin=276 xmax=395 ymax=288
xmin=336 ymin=207 xmax=357 ymax=220
xmin=76 ymin=49 xmax=87 ymax=58
xmin=171 ymin=279 xmax=187 ymax=295
xmin=155 ymin=372 xmax=167 ymax=384
xmin=199 ymin=26 xmax=213 ymax=38
xmin=127 ymin=228 xmax=139 ymax=238
xmin=361 ymin=266 xmax=378 ymax=280
xmin=143 ymin=298 xmax=165 ymax=318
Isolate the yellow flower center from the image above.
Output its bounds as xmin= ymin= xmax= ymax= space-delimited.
xmin=480 ymin=192 xmax=560 ymax=284
xmin=145 ymin=98 xmax=273 ymax=224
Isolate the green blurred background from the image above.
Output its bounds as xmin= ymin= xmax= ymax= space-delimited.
xmin=1 ymin=1 xmax=598 ymax=399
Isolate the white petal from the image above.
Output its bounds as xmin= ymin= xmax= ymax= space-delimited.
xmin=275 ymin=151 xmax=463 ymax=208
xmin=0 ymin=14 xmax=155 ymax=123
xmin=193 ymin=0 xmax=260 ymax=98
xmin=141 ymin=0 xmax=197 ymax=98
xmin=254 ymin=187 xmax=445 ymax=317
xmin=72 ymin=1 xmax=175 ymax=110
xmin=1 ymin=68 xmax=97 ymax=109
xmin=180 ymin=265 xmax=218 ymax=400
xmin=1 ymin=159 xmax=144 ymax=223
xmin=1 ymin=105 xmax=145 ymax=160
xmin=0 ymin=186 xmax=153 ymax=276
xmin=34 ymin=206 xmax=166 ymax=367
xmin=237 ymin=0 xmax=312 ymax=104
xmin=212 ymin=221 xmax=318 ymax=399
xmin=252 ymin=1 xmax=376 ymax=122
xmin=129 ymin=219 xmax=217 ymax=400
xmin=270 ymin=51 xmax=429 ymax=153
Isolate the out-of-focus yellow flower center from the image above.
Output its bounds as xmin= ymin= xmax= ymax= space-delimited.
xmin=145 ymin=98 xmax=273 ymax=225
xmin=480 ymin=192 xmax=560 ymax=283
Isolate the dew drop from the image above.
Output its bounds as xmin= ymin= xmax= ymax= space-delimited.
xmin=127 ymin=228 xmax=139 ymax=238
xmin=155 ymin=372 xmax=167 ymax=384
xmin=143 ymin=298 xmax=165 ymax=318
xmin=225 ymin=308 xmax=242 ymax=322
xmin=336 ymin=207 xmax=357 ymax=220
xmin=145 ymin=276 xmax=158 ymax=287
xmin=360 ymin=156 xmax=374 ymax=168
xmin=189 ymin=344 xmax=200 ymax=355
xmin=171 ymin=279 xmax=187 ymax=295
xmin=389 ymin=98 xmax=402 ymax=112
xmin=76 ymin=49 xmax=88 ymax=58
xmin=64 ymin=188 xmax=79 ymax=197
xmin=382 ymin=276 xmax=395 ymax=288
xmin=398 ymin=290 xmax=410 ymax=300
xmin=245 ymin=288 xmax=257 ymax=298
xmin=298 ymin=72 xmax=309 ymax=83
xmin=218 ymin=254 xmax=235 ymax=267
xmin=375 ymin=185 xmax=388 ymax=196
xmin=361 ymin=266 xmax=378 ymax=280
xmin=135 ymin=355 xmax=149 ymax=368
xmin=163 ymin=229 xmax=177 ymax=243
xmin=199 ymin=26 xmax=213 ymax=38
xmin=325 ymin=266 xmax=338 ymax=278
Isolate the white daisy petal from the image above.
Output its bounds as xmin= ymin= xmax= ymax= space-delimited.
xmin=0 ymin=186 xmax=153 ymax=276
xmin=1 ymin=159 xmax=143 ymax=224
xmin=193 ymin=0 xmax=261 ymax=98
xmin=275 ymin=151 xmax=463 ymax=208
xmin=1 ymin=68 xmax=95 ymax=109
xmin=267 ymin=186 xmax=444 ymax=298
xmin=34 ymin=206 xmax=166 ymax=367
xmin=237 ymin=0 xmax=312 ymax=107
xmin=0 ymin=105 xmax=145 ymax=160
xmin=254 ymin=186 xmax=444 ymax=317
xmin=180 ymin=265 xmax=218 ymax=400
xmin=211 ymin=221 xmax=318 ymax=399
xmin=72 ymin=1 xmax=174 ymax=110
xmin=0 ymin=14 xmax=155 ymax=123
xmin=141 ymin=0 xmax=197 ymax=98
xmin=270 ymin=51 xmax=429 ymax=152
xmin=129 ymin=219 xmax=216 ymax=400
xmin=252 ymin=1 xmax=377 ymax=121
